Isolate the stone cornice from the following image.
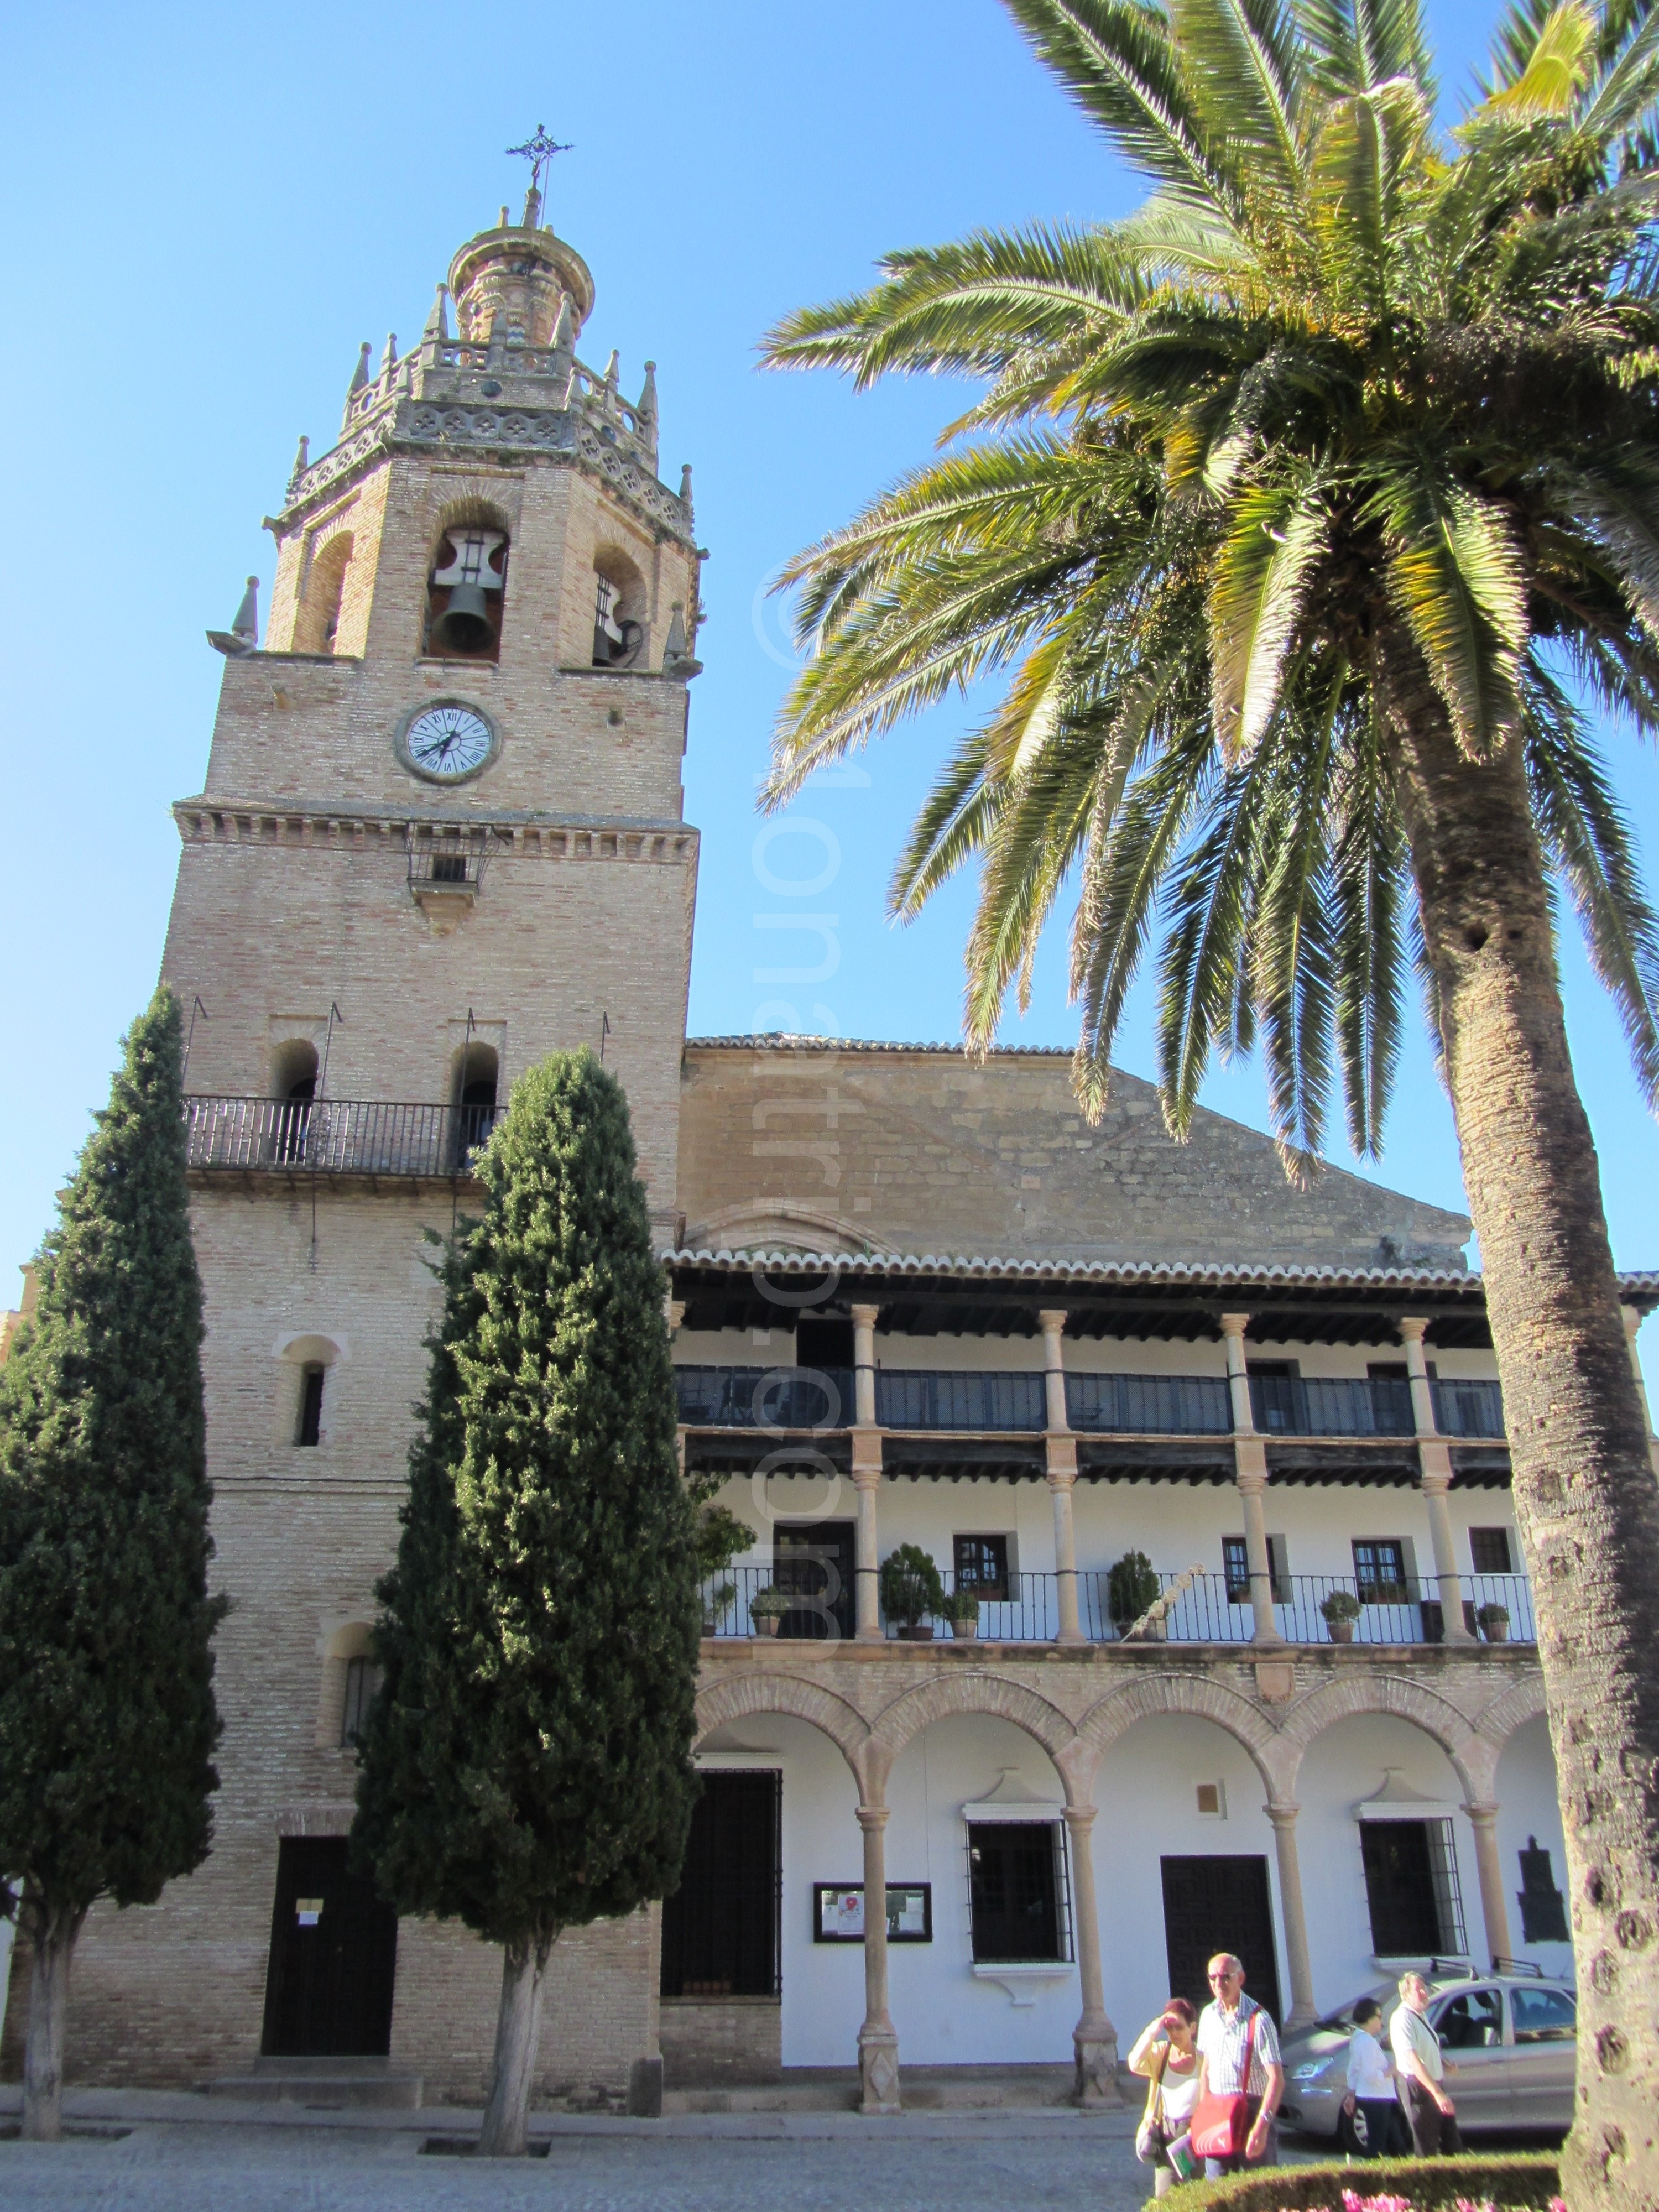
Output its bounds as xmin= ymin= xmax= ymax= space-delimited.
xmin=173 ymin=795 xmax=698 ymax=865
xmin=273 ymin=394 xmax=694 ymax=547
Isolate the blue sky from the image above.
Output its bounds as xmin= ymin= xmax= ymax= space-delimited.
xmin=3 ymin=0 xmax=1656 ymax=1358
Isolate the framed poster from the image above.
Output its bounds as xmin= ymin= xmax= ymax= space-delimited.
xmin=812 ymin=1882 xmax=932 ymax=1942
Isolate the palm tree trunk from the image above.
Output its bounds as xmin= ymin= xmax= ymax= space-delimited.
xmin=477 ymin=1931 xmax=552 ymax=2156
xmin=20 ymin=1891 xmax=87 ymax=2142
xmin=1383 ymin=638 xmax=1659 ymax=2212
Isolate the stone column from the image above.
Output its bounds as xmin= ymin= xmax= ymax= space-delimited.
xmin=857 ymin=1803 xmax=901 ymax=2114
xmin=1620 ymin=1306 xmax=1659 ymax=1473
xmin=1221 ymin=1314 xmax=1281 ymax=1645
xmin=1063 ymin=1803 xmax=1119 ymax=2103
xmin=1041 ymin=1310 xmax=1084 ymax=1645
xmin=1464 ymin=1800 xmax=1515 ymax=1966
xmin=851 ymin=1303 xmax=884 ymax=1642
xmin=1400 ymin=1317 xmax=1473 ymax=1644
xmin=1265 ymin=1802 xmax=1318 ymax=2030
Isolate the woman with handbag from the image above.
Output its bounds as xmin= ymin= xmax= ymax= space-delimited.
xmin=1191 ymin=1954 xmax=1284 ymax=2177
xmin=1128 ymin=1999 xmax=1202 ymax=2196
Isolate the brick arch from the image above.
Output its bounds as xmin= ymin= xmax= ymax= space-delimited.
xmin=1274 ymin=1671 xmax=1488 ymax=1799
xmin=693 ymin=1670 xmax=869 ymax=1786
xmin=1074 ymin=1673 xmax=1286 ymax=1798
xmin=870 ymin=1670 xmax=1077 ymax=1775
xmin=1473 ymin=1673 xmax=1550 ymax=1756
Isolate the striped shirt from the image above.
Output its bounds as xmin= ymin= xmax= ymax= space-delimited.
xmin=1196 ymin=1993 xmax=1281 ymax=2096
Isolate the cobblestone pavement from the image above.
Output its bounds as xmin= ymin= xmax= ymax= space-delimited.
xmin=0 ymin=2109 xmax=1179 ymax=2212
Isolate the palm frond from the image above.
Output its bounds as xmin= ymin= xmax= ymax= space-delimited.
xmin=1209 ymin=475 xmax=1331 ymax=758
xmin=1003 ymin=0 xmax=1244 ymax=205
xmin=1525 ymin=669 xmax=1659 ymax=1102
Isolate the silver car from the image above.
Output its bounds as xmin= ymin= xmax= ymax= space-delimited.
xmin=1279 ymin=1967 xmax=1577 ymax=2138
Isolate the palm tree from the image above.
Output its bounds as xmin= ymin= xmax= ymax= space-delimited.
xmin=761 ymin=1 xmax=1659 ymax=2195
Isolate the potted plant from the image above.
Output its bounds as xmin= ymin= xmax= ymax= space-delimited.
xmin=880 ymin=1543 xmax=945 ymax=1640
xmin=1321 ymin=1588 xmax=1362 ymax=1643
xmin=750 ymin=1585 xmax=791 ymax=1637
xmin=701 ymin=1579 xmax=736 ymax=1635
xmin=1478 ymin=1601 xmax=1511 ymax=1644
xmin=945 ymin=1585 xmax=981 ymax=1641
xmin=1107 ymin=1549 xmax=1160 ymax=1635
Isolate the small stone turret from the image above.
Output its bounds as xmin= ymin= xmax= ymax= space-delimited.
xmin=446 ymin=205 xmax=594 ymax=348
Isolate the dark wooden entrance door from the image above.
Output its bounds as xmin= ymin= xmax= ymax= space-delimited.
xmin=660 ymin=1770 xmax=782 ymax=1996
xmin=260 ymin=1837 xmax=398 ymax=2057
xmin=774 ymin=1520 xmax=854 ymax=1640
xmin=1160 ymin=1855 xmax=1284 ymax=2022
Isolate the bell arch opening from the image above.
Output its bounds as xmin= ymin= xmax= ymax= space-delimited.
xmin=294 ymin=533 xmax=354 ymax=655
xmin=424 ymin=507 xmax=509 ymax=661
xmin=592 ymin=546 xmax=646 ymax=668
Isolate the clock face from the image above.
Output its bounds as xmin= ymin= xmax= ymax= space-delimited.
xmin=401 ymin=703 xmax=494 ymax=782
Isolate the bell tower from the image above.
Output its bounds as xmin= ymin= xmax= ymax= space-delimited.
xmin=81 ymin=187 xmax=708 ymax=2103
xmin=165 ymin=184 xmax=702 ymax=1214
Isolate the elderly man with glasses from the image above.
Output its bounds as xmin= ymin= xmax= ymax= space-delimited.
xmin=1193 ymin=1953 xmax=1284 ymax=2176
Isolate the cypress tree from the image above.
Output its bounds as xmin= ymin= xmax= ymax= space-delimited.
xmin=352 ymin=1048 xmax=701 ymax=2156
xmin=0 ymin=988 xmax=225 ymax=2140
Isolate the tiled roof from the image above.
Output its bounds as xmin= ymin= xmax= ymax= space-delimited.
xmin=662 ymin=1247 xmax=1659 ymax=1301
xmin=685 ymin=1033 xmax=1072 ymax=1057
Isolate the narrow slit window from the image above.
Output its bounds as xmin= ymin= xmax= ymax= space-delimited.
xmin=340 ymin=1656 xmax=383 ymax=1747
xmin=297 ymin=1364 xmax=325 ymax=1447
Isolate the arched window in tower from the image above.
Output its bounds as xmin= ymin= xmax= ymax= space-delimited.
xmin=425 ymin=523 xmax=508 ymax=660
xmin=294 ymin=533 xmax=354 ymax=655
xmin=593 ymin=549 xmax=645 ymax=667
xmin=271 ymin=1041 xmax=319 ymax=1165
xmin=452 ymin=1044 xmax=500 ymax=1170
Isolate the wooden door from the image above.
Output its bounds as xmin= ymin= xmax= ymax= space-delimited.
xmin=774 ymin=1520 xmax=854 ymax=1640
xmin=260 ymin=1837 xmax=398 ymax=2057
xmin=1160 ymin=1855 xmax=1284 ymax=2022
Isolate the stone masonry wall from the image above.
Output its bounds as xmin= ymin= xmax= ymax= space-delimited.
xmin=677 ymin=1042 xmax=1471 ymax=1269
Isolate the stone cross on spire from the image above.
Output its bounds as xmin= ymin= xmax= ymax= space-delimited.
xmin=507 ymin=124 xmax=571 ymax=227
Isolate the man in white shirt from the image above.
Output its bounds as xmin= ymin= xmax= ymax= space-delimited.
xmin=1342 ymin=1997 xmax=1406 ymax=2157
xmin=1390 ymin=1973 xmax=1462 ymax=2154
xmin=1193 ymin=1953 xmax=1284 ymax=2174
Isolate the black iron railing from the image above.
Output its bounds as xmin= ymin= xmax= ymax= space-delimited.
xmin=696 ymin=1564 xmax=1535 ymax=1645
xmin=1249 ymin=1374 xmax=1416 ymax=1437
xmin=1065 ymin=1373 xmax=1233 ymax=1434
xmin=876 ymin=1370 xmax=1046 ymax=1431
xmin=1433 ymin=1378 xmax=1506 ymax=1438
xmin=184 ymin=1095 xmax=499 ymax=1178
xmin=674 ymin=1365 xmax=855 ymax=1430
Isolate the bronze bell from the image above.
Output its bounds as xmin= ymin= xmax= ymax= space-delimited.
xmin=431 ymin=582 xmax=493 ymax=655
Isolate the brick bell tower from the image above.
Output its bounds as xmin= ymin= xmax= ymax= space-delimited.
xmin=74 ymin=186 xmax=704 ymax=2099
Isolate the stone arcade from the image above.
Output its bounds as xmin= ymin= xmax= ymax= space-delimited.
xmin=4 ymin=191 xmax=1657 ymax=2116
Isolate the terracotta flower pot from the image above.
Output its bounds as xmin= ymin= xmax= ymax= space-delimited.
xmin=948 ymin=1616 xmax=979 ymax=1640
xmin=897 ymin=1623 xmax=935 ymax=1642
xmin=1326 ymin=1619 xmax=1356 ymax=1644
xmin=1483 ymin=1618 xmax=1510 ymax=1643
xmin=755 ymin=1615 xmax=782 ymax=1637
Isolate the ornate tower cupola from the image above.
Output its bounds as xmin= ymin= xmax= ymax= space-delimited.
xmin=260 ymin=175 xmax=698 ymax=685
xmin=446 ymin=187 xmax=594 ymax=348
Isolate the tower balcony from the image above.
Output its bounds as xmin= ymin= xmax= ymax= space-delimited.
xmin=183 ymin=1095 xmax=498 ymax=1187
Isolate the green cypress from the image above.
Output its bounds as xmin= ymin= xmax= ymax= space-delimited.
xmin=352 ymin=1048 xmax=700 ymax=2155
xmin=0 ymin=988 xmax=225 ymax=2140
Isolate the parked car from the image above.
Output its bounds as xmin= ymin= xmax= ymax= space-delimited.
xmin=1280 ymin=1965 xmax=1577 ymax=2137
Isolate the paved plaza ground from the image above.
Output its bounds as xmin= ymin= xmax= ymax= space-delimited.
xmin=0 ymin=2098 xmax=1194 ymax=2212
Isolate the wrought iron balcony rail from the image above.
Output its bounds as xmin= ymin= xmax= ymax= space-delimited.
xmin=1066 ymin=1373 xmax=1233 ymax=1435
xmin=1432 ymin=1378 xmax=1506 ymax=1438
xmin=675 ymin=1365 xmax=855 ymax=1431
xmin=184 ymin=1095 xmax=499 ymax=1179
xmin=697 ymin=1564 xmax=1535 ymax=1647
xmin=1249 ymin=1374 xmax=1416 ymax=1437
xmin=877 ymin=1370 xmax=1046 ymax=1432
